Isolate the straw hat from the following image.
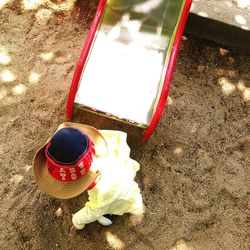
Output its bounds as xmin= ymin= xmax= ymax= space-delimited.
xmin=33 ymin=122 xmax=108 ymax=199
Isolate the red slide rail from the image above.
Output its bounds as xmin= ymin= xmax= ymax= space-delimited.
xmin=142 ymin=0 xmax=192 ymax=142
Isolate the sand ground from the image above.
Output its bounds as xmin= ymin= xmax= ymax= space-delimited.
xmin=0 ymin=1 xmax=249 ymax=249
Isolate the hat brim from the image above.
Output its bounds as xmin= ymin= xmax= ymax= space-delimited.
xmin=33 ymin=122 xmax=108 ymax=199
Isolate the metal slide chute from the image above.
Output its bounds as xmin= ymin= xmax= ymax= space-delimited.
xmin=66 ymin=0 xmax=192 ymax=141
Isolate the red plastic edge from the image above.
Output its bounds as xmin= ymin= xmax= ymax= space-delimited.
xmin=142 ymin=0 xmax=192 ymax=143
xmin=66 ymin=0 xmax=107 ymax=121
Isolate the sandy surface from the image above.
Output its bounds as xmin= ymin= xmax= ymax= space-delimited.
xmin=0 ymin=1 xmax=249 ymax=250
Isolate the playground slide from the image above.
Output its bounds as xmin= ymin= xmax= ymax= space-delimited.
xmin=67 ymin=0 xmax=192 ymax=140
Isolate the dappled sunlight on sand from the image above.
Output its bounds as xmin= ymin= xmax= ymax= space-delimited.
xmin=105 ymin=231 xmax=125 ymax=250
xmin=10 ymin=174 xmax=24 ymax=185
xmin=22 ymin=0 xmax=45 ymax=10
xmin=0 ymin=0 xmax=11 ymax=9
xmin=0 ymin=69 xmax=16 ymax=82
xmin=0 ymin=88 xmax=7 ymax=100
xmin=40 ymin=51 xmax=54 ymax=62
xmin=22 ymin=0 xmax=76 ymax=11
xmin=237 ymin=81 xmax=250 ymax=102
xmin=182 ymin=35 xmax=188 ymax=41
xmin=35 ymin=8 xmax=53 ymax=24
xmin=24 ymin=165 xmax=32 ymax=172
xmin=237 ymin=80 xmax=246 ymax=91
xmin=216 ymin=76 xmax=249 ymax=102
xmin=167 ymin=96 xmax=174 ymax=106
xmin=243 ymin=88 xmax=250 ymax=101
xmin=0 ymin=52 xmax=11 ymax=65
xmin=170 ymin=239 xmax=193 ymax=250
xmin=174 ymin=147 xmax=183 ymax=155
xmin=218 ymin=77 xmax=236 ymax=96
xmin=12 ymin=84 xmax=28 ymax=95
xmin=46 ymin=0 xmax=76 ymax=12
xmin=29 ymin=72 xmax=41 ymax=84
